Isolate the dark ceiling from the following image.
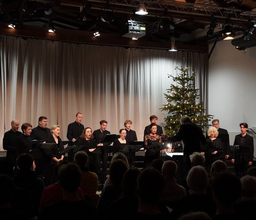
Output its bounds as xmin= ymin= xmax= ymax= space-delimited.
xmin=1 ymin=0 xmax=256 ymax=51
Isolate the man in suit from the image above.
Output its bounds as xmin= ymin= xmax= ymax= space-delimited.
xmin=144 ymin=115 xmax=163 ymax=139
xmin=212 ymin=119 xmax=230 ymax=159
xmin=66 ymin=112 xmax=84 ymax=145
xmin=124 ymin=120 xmax=137 ymax=166
xmin=93 ymin=120 xmax=111 ymax=183
xmin=30 ymin=116 xmax=51 ymax=175
xmin=168 ymin=116 xmax=206 ymax=175
xmin=231 ymin=122 xmax=254 ymax=177
xmin=3 ymin=120 xmax=22 ymax=164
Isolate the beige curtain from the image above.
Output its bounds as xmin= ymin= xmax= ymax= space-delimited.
xmin=0 ymin=36 xmax=208 ymax=149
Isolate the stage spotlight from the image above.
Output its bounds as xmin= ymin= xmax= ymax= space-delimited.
xmin=135 ymin=4 xmax=148 ymax=15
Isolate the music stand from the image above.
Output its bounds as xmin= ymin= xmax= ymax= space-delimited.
xmin=41 ymin=143 xmax=56 ymax=155
xmin=127 ymin=141 xmax=144 ymax=152
xmin=102 ymin=134 xmax=119 ymax=143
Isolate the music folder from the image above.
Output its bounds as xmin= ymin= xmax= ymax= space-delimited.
xmin=41 ymin=143 xmax=56 ymax=154
xmin=102 ymin=134 xmax=119 ymax=143
xmin=127 ymin=141 xmax=144 ymax=151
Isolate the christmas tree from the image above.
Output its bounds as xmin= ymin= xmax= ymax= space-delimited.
xmin=161 ymin=66 xmax=212 ymax=136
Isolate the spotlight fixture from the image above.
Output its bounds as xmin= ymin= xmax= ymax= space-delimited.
xmin=132 ymin=37 xmax=138 ymax=40
xmin=222 ymin=23 xmax=234 ymax=40
xmin=135 ymin=4 xmax=148 ymax=15
xmin=207 ymin=17 xmax=216 ymax=37
xmin=169 ymin=36 xmax=177 ymax=52
xmin=78 ymin=3 xmax=91 ymax=21
xmin=48 ymin=25 xmax=55 ymax=33
xmin=243 ymin=24 xmax=255 ymax=41
xmin=8 ymin=23 xmax=16 ymax=29
xmin=93 ymin=31 xmax=100 ymax=37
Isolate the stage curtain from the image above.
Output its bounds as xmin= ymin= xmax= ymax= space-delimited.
xmin=0 ymin=36 xmax=208 ymax=149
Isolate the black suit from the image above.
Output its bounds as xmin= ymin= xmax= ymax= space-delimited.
xmin=217 ymin=128 xmax=230 ymax=156
xmin=168 ymin=122 xmax=206 ymax=174
xmin=232 ymin=133 xmax=254 ymax=176
xmin=125 ymin=129 xmax=138 ymax=166
xmin=30 ymin=126 xmax=51 ymax=175
xmin=93 ymin=129 xmax=110 ymax=183
xmin=3 ymin=129 xmax=22 ymax=163
xmin=66 ymin=121 xmax=84 ymax=144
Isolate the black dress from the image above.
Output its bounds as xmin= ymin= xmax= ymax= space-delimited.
xmin=144 ymin=134 xmax=161 ymax=167
xmin=44 ymin=135 xmax=64 ymax=186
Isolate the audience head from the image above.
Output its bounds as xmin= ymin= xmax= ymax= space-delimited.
xmin=189 ymin=152 xmax=205 ymax=166
xmin=186 ymin=166 xmax=208 ymax=193
xmin=124 ymin=120 xmax=132 ymax=130
xmin=246 ymin=166 xmax=256 ymax=177
xmin=21 ymin=123 xmax=32 ymax=136
xmin=109 ymin=159 xmax=128 ymax=187
xmin=0 ymin=158 xmax=15 ymax=177
xmin=210 ymin=160 xmax=227 ymax=178
xmin=212 ymin=172 xmax=241 ymax=207
xmin=55 ymin=160 xmax=69 ymax=179
xmin=0 ymin=174 xmax=15 ymax=205
xmin=179 ymin=211 xmax=211 ymax=220
xmin=59 ymin=163 xmax=81 ymax=193
xmin=11 ymin=119 xmax=20 ymax=132
xmin=150 ymin=115 xmax=158 ymax=124
xmin=240 ymin=175 xmax=256 ymax=200
xmin=207 ymin=127 xmax=219 ymax=138
xmin=17 ymin=153 xmax=35 ymax=171
xmin=152 ymin=159 xmax=164 ymax=173
xmin=75 ymin=112 xmax=83 ymax=124
xmin=122 ymin=167 xmax=141 ymax=197
xmin=74 ymin=151 xmax=88 ymax=168
xmin=110 ymin=152 xmax=129 ymax=168
xmin=100 ymin=120 xmax=108 ymax=131
xmin=81 ymin=127 xmax=93 ymax=140
xmin=137 ymin=167 xmax=165 ymax=205
xmin=38 ymin=116 xmax=48 ymax=128
xmin=180 ymin=116 xmax=191 ymax=124
xmin=162 ymin=160 xmax=177 ymax=179
xmin=212 ymin=119 xmax=220 ymax=129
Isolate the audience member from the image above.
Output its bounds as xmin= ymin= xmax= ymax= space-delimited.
xmin=126 ymin=167 xmax=168 ymax=220
xmin=2 ymin=120 xmax=22 ymax=165
xmin=104 ymin=167 xmax=140 ymax=220
xmin=152 ymin=158 xmax=164 ymax=173
xmin=38 ymin=161 xmax=84 ymax=212
xmin=97 ymin=159 xmax=128 ymax=220
xmin=212 ymin=172 xmax=243 ymax=220
xmin=14 ymin=153 xmax=45 ymax=217
xmin=0 ymin=174 xmax=30 ymax=220
xmin=160 ymin=161 xmax=186 ymax=204
xmin=39 ymin=163 xmax=96 ymax=220
xmin=234 ymin=175 xmax=256 ymax=220
xmin=74 ymin=151 xmax=99 ymax=205
xmin=189 ymin=152 xmax=205 ymax=167
xmin=171 ymin=166 xmax=215 ymax=219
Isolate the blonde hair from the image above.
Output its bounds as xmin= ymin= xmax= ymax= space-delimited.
xmin=207 ymin=126 xmax=218 ymax=137
xmin=50 ymin=125 xmax=60 ymax=132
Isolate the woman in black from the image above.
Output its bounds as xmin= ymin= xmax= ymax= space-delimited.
xmin=77 ymin=127 xmax=100 ymax=175
xmin=204 ymin=127 xmax=224 ymax=172
xmin=16 ymin=123 xmax=33 ymax=157
xmin=113 ymin=129 xmax=127 ymax=154
xmin=144 ymin=124 xmax=162 ymax=167
xmin=44 ymin=125 xmax=64 ymax=186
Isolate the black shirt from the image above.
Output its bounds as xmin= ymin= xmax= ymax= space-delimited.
xmin=16 ymin=134 xmax=32 ymax=155
xmin=93 ymin=129 xmax=110 ymax=145
xmin=66 ymin=121 xmax=84 ymax=142
xmin=144 ymin=124 xmax=163 ymax=139
xmin=3 ymin=129 xmax=22 ymax=159
xmin=125 ymin=129 xmax=137 ymax=144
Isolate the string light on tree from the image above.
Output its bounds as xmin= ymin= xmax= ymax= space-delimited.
xmin=160 ymin=66 xmax=212 ymax=136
